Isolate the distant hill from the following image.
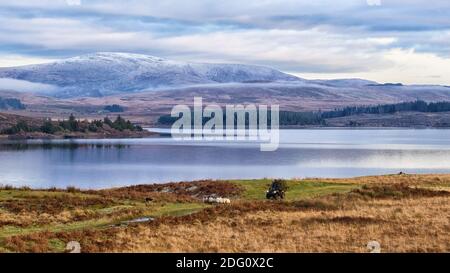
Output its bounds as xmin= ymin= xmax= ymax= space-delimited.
xmin=0 ymin=52 xmax=300 ymax=98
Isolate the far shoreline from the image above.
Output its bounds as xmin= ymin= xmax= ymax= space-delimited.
xmin=4 ymin=126 xmax=450 ymax=142
xmin=3 ymin=172 xmax=450 ymax=191
xmin=0 ymin=130 xmax=157 ymax=141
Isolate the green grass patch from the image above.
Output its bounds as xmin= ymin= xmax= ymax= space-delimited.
xmin=149 ymin=202 xmax=208 ymax=217
xmin=0 ymin=218 xmax=113 ymax=239
xmin=48 ymin=238 xmax=66 ymax=252
xmin=230 ymin=179 xmax=358 ymax=201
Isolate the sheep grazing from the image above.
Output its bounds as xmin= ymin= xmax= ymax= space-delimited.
xmin=203 ymin=196 xmax=231 ymax=204
xmin=219 ymin=198 xmax=231 ymax=204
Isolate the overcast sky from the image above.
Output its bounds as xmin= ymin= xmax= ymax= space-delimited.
xmin=0 ymin=0 xmax=449 ymax=84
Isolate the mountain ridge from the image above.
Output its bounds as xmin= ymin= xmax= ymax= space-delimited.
xmin=0 ymin=52 xmax=301 ymax=97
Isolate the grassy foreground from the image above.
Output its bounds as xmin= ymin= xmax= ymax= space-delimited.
xmin=0 ymin=174 xmax=449 ymax=253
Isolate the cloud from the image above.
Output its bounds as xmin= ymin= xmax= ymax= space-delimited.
xmin=0 ymin=16 xmax=397 ymax=73
xmin=298 ymin=48 xmax=450 ymax=85
xmin=154 ymin=28 xmax=394 ymax=73
xmin=0 ymin=78 xmax=58 ymax=93
xmin=0 ymin=0 xmax=449 ymax=84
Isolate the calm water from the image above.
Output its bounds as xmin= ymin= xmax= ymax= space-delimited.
xmin=1 ymin=129 xmax=450 ymax=189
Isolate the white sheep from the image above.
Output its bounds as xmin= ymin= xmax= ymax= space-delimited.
xmin=203 ymin=196 xmax=231 ymax=204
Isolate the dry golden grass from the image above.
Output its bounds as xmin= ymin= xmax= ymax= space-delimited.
xmin=315 ymin=173 xmax=450 ymax=186
xmin=113 ymin=194 xmax=450 ymax=253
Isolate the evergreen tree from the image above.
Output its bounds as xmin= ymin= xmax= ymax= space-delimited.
xmin=41 ymin=119 xmax=59 ymax=134
xmin=103 ymin=117 xmax=113 ymax=127
xmin=113 ymin=115 xmax=128 ymax=131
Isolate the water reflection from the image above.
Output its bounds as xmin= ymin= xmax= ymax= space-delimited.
xmin=0 ymin=129 xmax=449 ymax=189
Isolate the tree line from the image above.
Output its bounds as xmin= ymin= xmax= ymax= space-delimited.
xmin=158 ymin=100 xmax=450 ymax=126
xmin=320 ymin=100 xmax=450 ymax=119
xmin=286 ymin=100 xmax=450 ymax=125
xmin=2 ymin=114 xmax=143 ymax=135
xmin=104 ymin=104 xmax=124 ymax=113
xmin=157 ymin=110 xmax=324 ymax=126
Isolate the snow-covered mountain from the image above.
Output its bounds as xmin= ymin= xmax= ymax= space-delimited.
xmin=0 ymin=52 xmax=300 ymax=97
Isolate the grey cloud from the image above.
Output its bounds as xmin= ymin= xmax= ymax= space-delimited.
xmin=0 ymin=0 xmax=449 ymax=80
